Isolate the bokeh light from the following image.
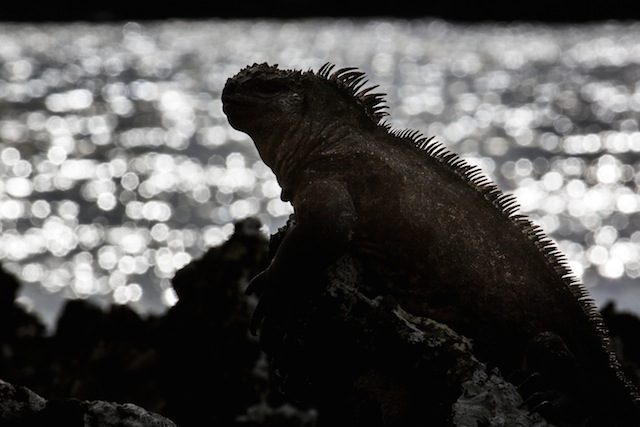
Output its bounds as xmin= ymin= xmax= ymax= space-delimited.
xmin=2 ymin=19 xmax=640 ymax=327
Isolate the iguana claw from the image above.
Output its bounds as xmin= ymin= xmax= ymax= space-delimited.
xmin=246 ymin=271 xmax=269 ymax=335
xmin=249 ymin=295 xmax=267 ymax=336
xmin=245 ymin=270 xmax=267 ymax=296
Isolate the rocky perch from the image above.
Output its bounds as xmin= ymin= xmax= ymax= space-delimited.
xmin=1 ymin=217 xmax=639 ymax=426
xmin=248 ymin=219 xmax=551 ymax=426
xmin=0 ymin=380 xmax=176 ymax=427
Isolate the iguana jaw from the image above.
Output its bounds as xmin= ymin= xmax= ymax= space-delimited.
xmin=221 ymin=84 xmax=286 ymax=172
xmin=221 ymin=86 xmax=269 ymax=134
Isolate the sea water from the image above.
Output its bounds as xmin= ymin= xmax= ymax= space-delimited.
xmin=1 ymin=19 xmax=640 ymax=329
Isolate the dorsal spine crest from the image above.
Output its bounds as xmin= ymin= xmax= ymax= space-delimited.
xmin=316 ymin=62 xmax=388 ymax=123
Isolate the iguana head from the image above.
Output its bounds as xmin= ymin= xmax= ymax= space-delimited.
xmin=222 ymin=63 xmax=305 ymax=137
xmin=222 ymin=63 xmax=387 ymax=188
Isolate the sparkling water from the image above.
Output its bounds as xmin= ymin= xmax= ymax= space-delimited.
xmin=2 ymin=19 xmax=640 ymax=329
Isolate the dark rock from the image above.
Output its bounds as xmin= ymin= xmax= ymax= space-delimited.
xmin=256 ymin=249 xmax=548 ymax=426
xmin=0 ymin=265 xmax=47 ymax=397
xmin=156 ymin=217 xmax=270 ymax=425
xmin=1 ymin=216 xmax=639 ymax=425
xmin=82 ymin=400 xmax=176 ymax=427
xmin=0 ymin=381 xmax=176 ymax=427
xmin=0 ymin=264 xmax=45 ymax=341
xmin=0 ymin=379 xmax=46 ymax=426
xmin=453 ymin=369 xmax=550 ymax=426
xmin=0 ymin=218 xmax=315 ymax=426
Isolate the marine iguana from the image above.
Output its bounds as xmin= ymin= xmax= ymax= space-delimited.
xmin=221 ymin=62 xmax=640 ymax=425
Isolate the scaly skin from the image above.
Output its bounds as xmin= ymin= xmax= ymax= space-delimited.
xmin=222 ymin=62 xmax=640 ymax=425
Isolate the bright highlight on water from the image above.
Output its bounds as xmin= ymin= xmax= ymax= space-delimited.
xmin=1 ymin=19 xmax=640 ymax=327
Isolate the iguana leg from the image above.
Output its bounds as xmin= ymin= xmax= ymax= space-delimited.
xmin=515 ymin=331 xmax=586 ymax=422
xmin=246 ymin=179 xmax=357 ymax=345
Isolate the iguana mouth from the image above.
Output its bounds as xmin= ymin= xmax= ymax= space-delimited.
xmin=221 ymin=91 xmax=264 ymax=126
xmin=221 ymin=92 xmax=249 ymax=114
xmin=221 ymin=82 xmax=274 ymax=121
xmin=221 ymin=85 xmax=252 ymax=109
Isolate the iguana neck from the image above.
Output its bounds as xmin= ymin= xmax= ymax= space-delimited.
xmin=264 ymin=121 xmax=361 ymax=202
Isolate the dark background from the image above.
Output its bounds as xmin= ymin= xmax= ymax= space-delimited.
xmin=2 ymin=1 xmax=638 ymax=23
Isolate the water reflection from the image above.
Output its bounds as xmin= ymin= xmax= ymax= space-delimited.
xmin=2 ymin=19 xmax=640 ymax=325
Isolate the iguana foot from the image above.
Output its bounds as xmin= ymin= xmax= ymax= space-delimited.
xmin=245 ymin=268 xmax=294 ymax=355
xmin=513 ymin=331 xmax=585 ymax=423
xmin=518 ymin=388 xmax=578 ymax=422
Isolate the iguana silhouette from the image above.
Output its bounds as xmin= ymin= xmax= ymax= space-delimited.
xmin=222 ymin=62 xmax=640 ymax=425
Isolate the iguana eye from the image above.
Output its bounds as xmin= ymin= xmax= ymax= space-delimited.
xmin=251 ymin=79 xmax=289 ymax=96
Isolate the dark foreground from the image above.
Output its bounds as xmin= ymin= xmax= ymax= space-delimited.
xmin=1 ymin=217 xmax=639 ymax=426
